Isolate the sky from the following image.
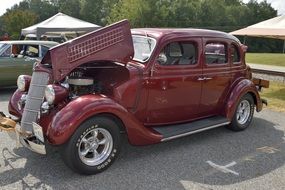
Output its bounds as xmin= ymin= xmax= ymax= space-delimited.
xmin=0 ymin=0 xmax=284 ymax=16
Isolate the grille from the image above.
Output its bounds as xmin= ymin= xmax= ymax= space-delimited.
xmin=21 ymin=72 xmax=49 ymax=132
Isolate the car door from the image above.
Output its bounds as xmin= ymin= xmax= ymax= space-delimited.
xmin=199 ymin=39 xmax=232 ymax=116
xmin=0 ymin=44 xmax=35 ymax=86
xmin=0 ymin=44 xmax=14 ymax=85
xmin=145 ymin=39 xmax=203 ymax=125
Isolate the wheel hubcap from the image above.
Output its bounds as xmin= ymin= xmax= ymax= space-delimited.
xmin=236 ymin=100 xmax=251 ymax=125
xmin=78 ymin=126 xmax=113 ymax=166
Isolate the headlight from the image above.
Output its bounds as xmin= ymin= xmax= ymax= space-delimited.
xmin=45 ymin=85 xmax=55 ymax=105
xmin=17 ymin=75 xmax=31 ymax=92
xmin=44 ymin=84 xmax=69 ymax=105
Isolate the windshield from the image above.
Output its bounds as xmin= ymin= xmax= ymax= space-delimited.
xmin=132 ymin=35 xmax=156 ymax=63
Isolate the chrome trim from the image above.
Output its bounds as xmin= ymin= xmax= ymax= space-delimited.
xmin=68 ymin=78 xmax=94 ymax=86
xmin=161 ymin=122 xmax=230 ymax=142
xmin=25 ymin=108 xmax=40 ymax=113
xmin=132 ymin=35 xmax=157 ymax=63
xmin=31 ymin=84 xmax=47 ymax=87
xmin=21 ymin=121 xmax=33 ymax=125
xmin=21 ymin=72 xmax=49 ymax=132
xmin=28 ymin=96 xmax=43 ymax=100
xmin=19 ymin=136 xmax=46 ymax=155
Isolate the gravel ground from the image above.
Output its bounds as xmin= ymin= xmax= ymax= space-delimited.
xmin=0 ymin=89 xmax=285 ymax=190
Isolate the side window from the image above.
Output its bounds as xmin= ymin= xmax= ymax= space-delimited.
xmin=24 ymin=45 xmax=39 ymax=57
xmin=11 ymin=44 xmax=22 ymax=57
xmin=231 ymin=44 xmax=241 ymax=63
xmin=0 ymin=45 xmax=11 ymax=57
xmin=41 ymin=46 xmax=49 ymax=57
xmin=205 ymin=42 xmax=227 ymax=64
xmin=158 ymin=41 xmax=197 ymax=66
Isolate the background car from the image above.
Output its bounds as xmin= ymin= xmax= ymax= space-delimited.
xmin=0 ymin=40 xmax=58 ymax=87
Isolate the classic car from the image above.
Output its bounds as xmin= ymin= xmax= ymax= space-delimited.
xmin=3 ymin=20 xmax=268 ymax=175
xmin=0 ymin=40 xmax=58 ymax=87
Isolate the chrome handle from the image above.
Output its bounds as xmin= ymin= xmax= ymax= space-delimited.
xmin=197 ymin=77 xmax=205 ymax=81
xmin=204 ymin=77 xmax=213 ymax=80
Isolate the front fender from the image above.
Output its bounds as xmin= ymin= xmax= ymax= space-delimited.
xmin=8 ymin=89 xmax=24 ymax=118
xmin=225 ymin=79 xmax=262 ymax=120
xmin=46 ymin=94 xmax=162 ymax=145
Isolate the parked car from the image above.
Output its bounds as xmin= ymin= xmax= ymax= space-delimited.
xmin=0 ymin=40 xmax=58 ymax=87
xmin=5 ymin=20 xmax=268 ymax=175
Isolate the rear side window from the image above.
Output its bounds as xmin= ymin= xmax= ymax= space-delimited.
xmin=159 ymin=41 xmax=197 ymax=66
xmin=0 ymin=45 xmax=11 ymax=57
xmin=205 ymin=43 xmax=227 ymax=64
xmin=231 ymin=44 xmax=241 ymax=63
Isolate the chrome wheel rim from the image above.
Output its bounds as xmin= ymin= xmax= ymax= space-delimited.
xmin=236 ymin=100 xmax=251 ymax=125
xmin=78 ymin=126 xmax=113 ymax=166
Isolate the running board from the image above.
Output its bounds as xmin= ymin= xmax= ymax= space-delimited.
xmin=152 ymin=116 xmax=230 ymax=142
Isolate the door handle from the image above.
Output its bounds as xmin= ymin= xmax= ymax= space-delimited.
xmin=197 ymin=77 xmax=213 ymax=81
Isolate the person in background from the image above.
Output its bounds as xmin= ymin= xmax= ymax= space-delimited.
xmin=41 ymin=35 xmax=48 ymax=41
xmin=60 ymin=33 xmax=68 ymax=43
xmin=0 ymin=33 xmax=10 ymax=41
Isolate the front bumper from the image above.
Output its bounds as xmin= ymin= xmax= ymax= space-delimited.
xmin=4 ymin=121 xmax=46 ymax=155
xmin=18 ymin=122 xmax=46 ymax=154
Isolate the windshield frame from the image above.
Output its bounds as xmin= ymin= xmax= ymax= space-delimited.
xmin=132 ymin=35 xmax=157 ymax=63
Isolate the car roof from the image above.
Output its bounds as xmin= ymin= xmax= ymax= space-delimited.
xmin=0 ymin=40 xmax=59 ymax=46
xmin=131 ymin=28 xmax=240 ymax=43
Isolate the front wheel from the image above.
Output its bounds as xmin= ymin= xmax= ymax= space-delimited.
xmin=61 ymin=116 xmax=122 ymax=175
xmin=228 ymin=94 xmax=254 ymax=131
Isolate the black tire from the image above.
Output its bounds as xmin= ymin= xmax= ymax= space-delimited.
xmin=60 ymin=116 xmax=122 ymax=175
xmin=228 ymin=94 xmax=254 ymax=131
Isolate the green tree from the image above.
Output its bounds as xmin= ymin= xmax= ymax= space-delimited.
xmin=2 ymin=9 xmax=38 ymax=39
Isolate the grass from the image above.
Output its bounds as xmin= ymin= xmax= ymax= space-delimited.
xmin=261 ymin=81 xmax=285 ymax=112
xmin=246 ymin=53 xmax=285 ymax=67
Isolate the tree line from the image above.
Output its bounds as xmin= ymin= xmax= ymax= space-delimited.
xmin=0 ymin=0 xmax=283 ymax=52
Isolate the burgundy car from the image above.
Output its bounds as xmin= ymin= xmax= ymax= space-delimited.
xmin=5 ymin=20 xmax=268 ymax=174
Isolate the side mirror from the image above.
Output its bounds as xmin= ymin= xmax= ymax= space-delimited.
xmin=157 ymin=53 xmax=167 ymax=65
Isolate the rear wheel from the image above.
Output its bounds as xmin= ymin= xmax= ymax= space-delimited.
xmin=228 ymin=94 xmax=254 ymax=131
xmin=61 ymin=116 xmax=122 ymax=175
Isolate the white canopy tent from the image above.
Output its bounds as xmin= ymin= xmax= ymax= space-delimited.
xmin=230 ymin=15 xmax=285 ymax=52
xmin=21 ymin=12 xmax=101 ymax=40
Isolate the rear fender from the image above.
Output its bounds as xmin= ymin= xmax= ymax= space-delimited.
xmin=46 ymin=94 xmax=162 ymax=145
xmin=225 ymin=79 xmax=262 ymax=120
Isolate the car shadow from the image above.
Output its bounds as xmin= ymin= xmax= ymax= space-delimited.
xmin=0 ymin=117 xmax=284 ymax=189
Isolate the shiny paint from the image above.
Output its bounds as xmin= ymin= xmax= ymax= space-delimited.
xmin=199 ymin=38 xmax=233 ymax=117
xmin=47 ymin=20 xmax=134 ymax=82
xmin=46 ymin=95 xmax=162 ymax=145
xmin=48 ymin=84 xmax=69 ymax=105
xmin=145 ymin=38 xmax=203 ymax=124
xmin=8 ymin=89 xmax=25 ymax=118
xmin=8 ymin=22 xmax=264 ymax=146
xmin=225 ymin=78 xmax=263 ymax=119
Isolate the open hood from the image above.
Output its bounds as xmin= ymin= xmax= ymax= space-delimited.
xmin=42 ymin=20 xmax=134 ymax=82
